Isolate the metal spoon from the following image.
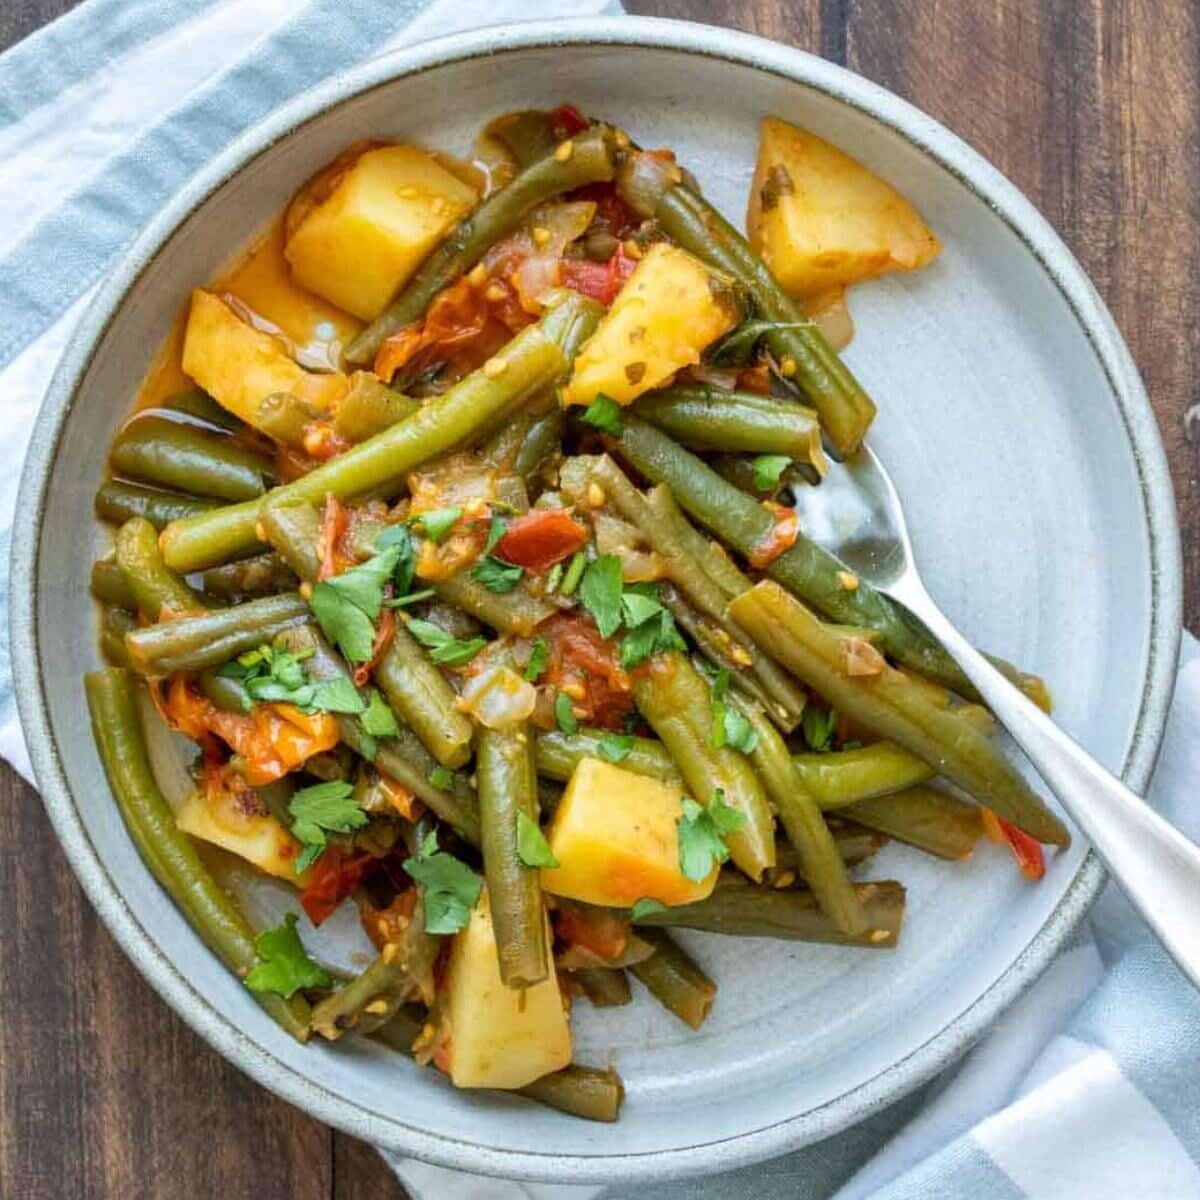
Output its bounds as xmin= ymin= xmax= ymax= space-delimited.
xmin=795 ymin=444 xmax=1200 ymax=989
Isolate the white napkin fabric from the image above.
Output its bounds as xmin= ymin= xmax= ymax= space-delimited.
xmin=2 ymin=6 xmax=1198 ymax=1200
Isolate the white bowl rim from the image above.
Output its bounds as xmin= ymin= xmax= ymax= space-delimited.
xmin=10 ymin=15 xmax=1182 ymax=1184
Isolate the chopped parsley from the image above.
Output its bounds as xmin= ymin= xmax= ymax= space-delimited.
xmin=677 ymin=789 xmax=746 ymax=882
xmin=244 ymin=913 xmax=333 ymax=998
xmin=288 ymin=780 xmax=369 ymax=873
xmin=403 ymin=831 xmax=482 ymax=934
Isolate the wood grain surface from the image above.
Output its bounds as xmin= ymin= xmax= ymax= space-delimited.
xmin=2 ymin=2 xmax=1196 ymax=1196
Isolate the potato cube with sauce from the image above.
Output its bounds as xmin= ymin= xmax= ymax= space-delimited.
xmin=540 ymin=757 xmax=718 ymax=908
xmin=175 ymin=788 xmax=304 ymax=883
xmin=561 ymin=243 xmax=739 ymax=407
xmin=284 ymin=144 xmax=477 ymax=320
xmin=747 ymin=116 xmax=940 ymax=298
xmin=443 ymin=890 xmax=572 ymax=1090
xmin=182 ymin=289 xmax=348 ymax=425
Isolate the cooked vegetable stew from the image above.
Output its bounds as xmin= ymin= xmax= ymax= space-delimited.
xmin=87 ymin=105 xmax=1062 ymax=1122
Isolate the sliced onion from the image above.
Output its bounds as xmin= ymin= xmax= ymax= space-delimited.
xmin=458 ymin=664 xmax=537 ymax=730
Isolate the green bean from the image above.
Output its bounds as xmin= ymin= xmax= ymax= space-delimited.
xmin=841 ymin=786 xmax=984 ymax=860
xmin=519 ymin=1064 xmax=625 ymax=1123
xmin=335 ymin=374 xmax=421 ymax=443
xmin=115 ymin=517 xmax=204 ymax=620
xmin=514 ymin=407 xmax=565 ymax=483
xmin=99 ymin=607 xmax=136 ymax=669
xmin=159 ymin=387 xmax=242 ymax=432
xmin=431 ymin=571 xmax=554 ymax=638
xmin=631 ymin=651 xmax=776 ymax=880
xmin=636 ymin=876 xmax=905 ymax=948
xmin=478 ymin=724 xmax=548 ymax=989
xmin=275 ymin=626 xmax=482 ymax=844
xmin=85 ymin=668 xmax=310 ymax=1040
xmin=201 ymin=552 xmax=297 ymax=600
xmin=161 ymin=299 xmax=581 ymax=571
xmin=310 ymin=904 xmax=439 ymax=1041
xmin=615 ymin=416 xmax=1045 ymax=704
xmin=709 ymin=452 xmax=815 ymax=497
xmin=634 ymin=387 xmax=825 ymax=464
xmin=563 ymin=454 xmax=806 ymax=729
xmin=199 ymin=669 xmax=251 ymax=714
xmin=95 ymin=480 xmax=219 ymax=529
xmin=731 ymin=695 xmax=865 ymax=935
xmin=628 ymin=928 xmax=716 ymax=1029
xmin=125 ymin=593 xmax=309 ymax=676
xmin=616 ymin=153 xmax=874 ymax=455
xmin=90 ymin=558 xmax=136 ymax=608
xmin=574 ymin=967 xmax=632 ymax=1007
xmin=535 ymin=727 xmax=678 ymax=784
xmin=110 ymin=414 xmax=274 ymax=501
xmin=375 ymin=624 xmax=475 ymax=769
xmin=260 ymin=496 xmax=474 ymax=769
xmin=253 ymin=392 xmax=320 ymax=448
xmin=770 ymin=819 xmax=888 ymax=880
xmin=729 ymin=581 xmax=1068 ymax=846
xmin=259 ymin=497 xmax=322 ymax=581
xmin=485 ymin=110 xmax=561 ymax=169
xmin=374 ymin=1007 xmax=625 ymax=1122
xmin=346 ymin=126 xmax=618 ymax=364
xmin=645 ymin=483 xmax=750 ymax=601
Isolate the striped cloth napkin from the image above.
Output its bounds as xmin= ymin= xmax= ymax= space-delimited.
xmin=2 ymin=4 xmax=1198 ymax=1198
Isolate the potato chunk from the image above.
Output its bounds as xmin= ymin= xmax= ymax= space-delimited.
xmin=561 ymin=243 xmax=738 ymax=407
xmin=443 ymin=890 xmax=572 ymax=1090
xmin=284 ymin=144 xmax=477 ymax=320
xmin=747 ymin=116 xmax=940 ymax=298
xmin=540 ymin=757 xmax=718 ymax=908
xmin=175 ymin=788 xmax=304 ymax=882
xmin=182 ymin=290 xmax=347 ymax=424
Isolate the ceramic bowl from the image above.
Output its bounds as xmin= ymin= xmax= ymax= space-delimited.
xmin=10 ymin=16 xmax=1181 ymax=1185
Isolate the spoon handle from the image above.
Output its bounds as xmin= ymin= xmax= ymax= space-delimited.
xmin=899 ymin=583 xmax=1200 ymax=991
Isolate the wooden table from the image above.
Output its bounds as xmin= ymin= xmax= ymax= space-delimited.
xmin=2 ymin=2 xmax=1196 ymax=1196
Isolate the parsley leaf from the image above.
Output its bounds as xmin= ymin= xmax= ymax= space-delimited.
xmin=244 ymin=913 xmax=333 ymax=998
xmin=630 ymin=897 xmax=667 ymax=921
xmin=709 ymin=668 xmax=759 ymax=755
xmin=288 ymin=780 xmax=369 ymax=873
xmin=428 ymin=766 xmax=454 ymax=791
xmin=523 ymin=636 xmax=549 ymax=682
xmin=484 ymin=514 xmax=507 ymax=555
xmin=597 ymin=732 xmax=634 ymax=763
xmin=752 ymin=454 xmax=791 ymax=493
xmin=310 ymin=542 xmax=404 ymax=663
xmin=403 ymin=831 xmax=482 ymax=934
xmin=406 ymin=619 xmax=487 ymax=667
xmin=677 ymin=789 xmax=747 ymax=882
xmin=621 ymin=589 xmax=663 ymax=628
xmin=375 ymin=524 xmax=415 ymax=597
xmin=581 ymin=394 xmax=624 ymax=436
xmin=516 ymin=811 xmax=559 ymax=868
xmin=619 ymin=609 xmax=686 ymax=670
xmin=220 ymin=643 xmax=365 ymax=715
xmin=473 ymin=556 xmax=523 ymax=593
xmin=579 ymin=554 xmax=623 ymax=638
xmin=801 ymin=705 xmax=837 ymax=753
xmin=361 ymin=689 xmax=400 ymax=738
xmin=555 ymin=690 xmax=579 ymax=734
xmin=414 ymin=506 xmax=462 ymax=543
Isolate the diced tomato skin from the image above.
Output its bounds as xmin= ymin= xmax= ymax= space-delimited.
xmin=493 ymin=510 xmax=588 ymax=573
xmin=301 ymin=848 xmax=374 ymax=925
xmin=560 ymin=245 xmax=638 ymax=306
xmin=981 ymin=809 xmax=1046 ymax=881
xmin=540 ymin=612 xmax=634 ymax=730
xmin=551 ymin=104 xmax=589 ymax=137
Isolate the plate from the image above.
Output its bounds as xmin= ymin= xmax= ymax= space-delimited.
xmin=10 ymin=17 xmax=1181 ymax=1184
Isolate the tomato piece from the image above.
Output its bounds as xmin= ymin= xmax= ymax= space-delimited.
xmin=748 ymin=501 xmax=800 ymax=568
xmin=551 ymin=104 xmax=589 ymax=137
xmin=568 ymin=181 xmax=639 ymax=239
xmin=494 ymin=510 xmax=587 ymax=573
xmin=981 ymin=808 xmax=1046 ymax=881
xmin=318 ymin=493 xmax=351 ymax=581
xmin=356 ymin=886 xmax=418 ymax=949
xmin=561 ymin=244 xmax=638 ymax=306
xmin=301 ymin=848 xmax=374 ymax=926
xmin=541 ymin=613 xmax=634 ymax=730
